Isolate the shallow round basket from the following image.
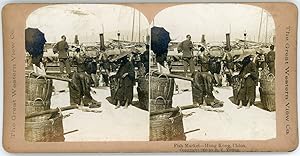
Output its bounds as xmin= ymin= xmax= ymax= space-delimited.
xmin=150 ymin=111 xmax=186 ymax=141
xmin=150 ymin=75 xmax=175 ymax=101
xmin=25 ymin=113 xmax=65 ymax=142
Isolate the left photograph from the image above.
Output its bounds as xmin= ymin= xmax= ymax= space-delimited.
xmin=24 ymin=4 xmax=150 ymax=142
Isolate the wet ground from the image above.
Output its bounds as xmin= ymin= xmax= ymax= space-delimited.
xmin=173 ymin=79 xmax=276 ymax=140
xmin=51 ymin=80 xmax=149 ymax=141
xmin=50 ymin=77 xmax=275 ymax=141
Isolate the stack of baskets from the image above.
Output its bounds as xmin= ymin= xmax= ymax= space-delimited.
xmin=149 ymin=74 xmax=186 ymax=141
xmin=25 ymin=73 xmax=65 ymax=142
xmin=259 ymin=67 xmax=275 ymax=111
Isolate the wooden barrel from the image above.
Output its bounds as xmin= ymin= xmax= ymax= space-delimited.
xmin=150 ymin=111 xmax=186 ymax=141
xmin=25 ymin=113 xmax=65 ymax=142
xmin=150 ymin=75 xmax=175 ymax=101
xmin=25 ymin=75 xmax=53 ymax=102
xmin=137 ymin=76 xmax=149 ymax=110
xmin=150 ymin=96 xmax=172 ymax=111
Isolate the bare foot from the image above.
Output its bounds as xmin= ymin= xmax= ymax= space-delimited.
xmin=115 ymin=103 xmax=120 ymax=109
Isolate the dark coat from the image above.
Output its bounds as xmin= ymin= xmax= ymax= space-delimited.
xmin=54 ymin=40 xmax=69 ymax=58
xmin=178 ymin=40 xmax=193 ymax=58
xmin=237 ymin=61 xmax=258 ymax=104
xmin=115 ymin=60 xmax=135 ymax=103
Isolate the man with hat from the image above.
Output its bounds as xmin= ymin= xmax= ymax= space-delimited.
xmin=114 ymin=51 xmax=135 ymax=109
xmin=69 ymin=47 xmax=101 ymax=108
xmin=237 ymin=55 xmax=258 ymax=109
xmin=266 ymin=45 xmax=275 ymax=75
xmin=53 ymin=35 xmax=71 ymax=74
xmin=178 ymin=34 xmax=195 ymax=77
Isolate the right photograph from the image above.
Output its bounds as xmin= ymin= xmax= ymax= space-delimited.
xmin=149 ymin=4 xmax=276 ymax=141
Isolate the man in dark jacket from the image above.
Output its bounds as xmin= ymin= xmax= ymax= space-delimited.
xmin=53 ymin=35 xmax=71 ymax=74
xmin=114 ymin=55 xmax=135 ymax=109
xmin=192 ymin=71 xmax=223 ymax=107
xmin=237 ymin=55 xmax=258 ymax=109
xmin=266 ymin=45 xmax=275 ymax=75
xmin=178 ymin=35 xmax=195 ymax=77
xmin=69 ymin=48 xmax=101 ymax=108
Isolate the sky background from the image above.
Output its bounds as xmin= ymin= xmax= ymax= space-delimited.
xmin=26 ymin=4 xmax=149 ymax=43
xmin=153 ymin=4 xmax=275 ymax=43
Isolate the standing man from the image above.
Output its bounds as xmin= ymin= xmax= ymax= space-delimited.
xmin=266 ymin=45 xmax=275 ymax=75
xmin=237 ymin=55 xmax=258 ymax=109
xmin=53 ymin=35 xmax=71 ymax=74
xmin=69 ymin=48 xmax=101 ymax=108
xmin=178 ymin=34 xmax=195 ymax=77
xmin=114 ymin=54 xmax=135 ymax=109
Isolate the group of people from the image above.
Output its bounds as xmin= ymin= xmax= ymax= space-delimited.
xmin=52 ymin=35 xmax=149 ymax=109
xmin=176 ymin=34 xmax=275 ymax=109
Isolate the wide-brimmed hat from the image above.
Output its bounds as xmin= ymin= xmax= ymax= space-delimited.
xmin=110 ymin=50 xmax=132 ymax=62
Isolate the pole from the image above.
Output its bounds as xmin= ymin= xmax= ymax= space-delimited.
xmin=150 ymin=105 xmax=197 ymax=116
xmin=152 ymin=71 xmax=193 ymax=82
xmin=139 ymin=12 xmax=141 ymax=43
xmin=258 ymin=9 xmax=263 ymax=42
xmin=265 ymin=14 xmax=269 ymax=43
xmin=27 ymin=72 xmax=71 ymax=83
xmin=131 ymin=9 xmax=135 ymax=42
xmin=25 ymin=105 xmax=78 ymax=119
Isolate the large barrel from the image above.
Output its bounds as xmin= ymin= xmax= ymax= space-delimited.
xmin=150 ymin=75 xmax=174 ymax=101
xmin=137 ymin=76 xmax=149 ymax=110
xmin=150 ymin=111 xmax=186 ymax=141
xmin=25 ymin=113 xmax=65 ymax=142
xmin=259 ymin=74 xmax=275 ymax=111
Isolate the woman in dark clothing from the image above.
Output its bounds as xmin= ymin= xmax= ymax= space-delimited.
xmin=237 ymin=55 xmax=258 ymax=109
xmin=115 ymin=56 xmax=135 ymax=109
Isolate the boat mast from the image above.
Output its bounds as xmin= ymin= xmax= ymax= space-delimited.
xmin=139 ymin=12 xmax=141 ymax=43
xmin=265 ymin=14 xmax=269 ymax=43
xmin=131 ymin=8 xmax=135 ymax=42
xmin=258 ymin=8 xmax=263 ymax=42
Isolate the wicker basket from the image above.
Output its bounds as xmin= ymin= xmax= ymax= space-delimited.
xmin=25 ymin=113 xmax=65 ymax=142
xmin=150 ymin=96 xmax=172 ymax=111
xmin=137 ymin=76 xmax=149 ymax=110
xmin=109 ymin=75 xmax=118 ymax=99
xmin=25 ymin=75 xmax=53 ymax=102
xmin=259 ymin=73 xmax=275 ymax=111
xmin=25 ymin=98 xmax=51 ymax=115
xmin=150 ymin=111 xmax=186 ymax=141
xmin=259 ymin=87 xmax=275 ymax=111
xmin=150 ymin=74 xmax=174 ymax=101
